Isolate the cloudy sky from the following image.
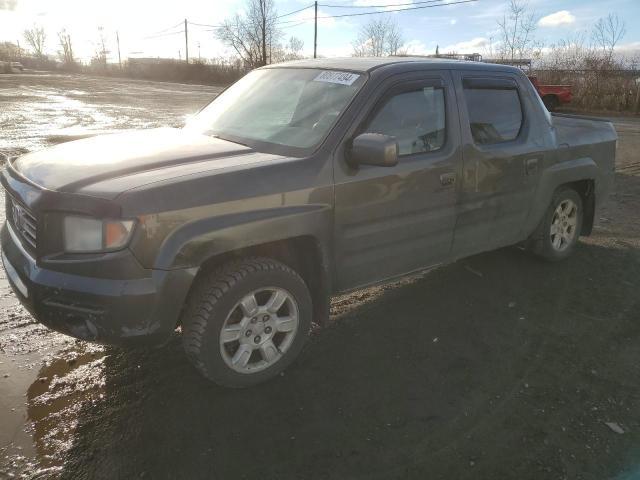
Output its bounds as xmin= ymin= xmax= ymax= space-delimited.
xmin=0 ymin=0 xmax=638 ymax=62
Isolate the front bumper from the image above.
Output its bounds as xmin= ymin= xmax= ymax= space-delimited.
xmin=1 ymin=223 xmax=196 ymax=346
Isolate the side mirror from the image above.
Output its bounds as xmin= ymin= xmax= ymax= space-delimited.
xmin=349 ymin=133 xmax=399 ymax=167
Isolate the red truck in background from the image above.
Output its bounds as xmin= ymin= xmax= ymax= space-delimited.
xmin=528 ymin=75 xmax=572 ymax=111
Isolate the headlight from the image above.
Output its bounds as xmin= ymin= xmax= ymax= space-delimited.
xmin=63 ymin=216 xmax=135 ymax=252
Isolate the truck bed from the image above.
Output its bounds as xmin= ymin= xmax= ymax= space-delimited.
xmin=553 ymin=113 xmax=617 ymax=152
xmin=551 ymin=112 xmax=616 ymax=205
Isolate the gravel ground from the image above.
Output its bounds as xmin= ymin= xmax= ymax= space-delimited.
xmin=0 ymin=72 xmax=639 ymax=480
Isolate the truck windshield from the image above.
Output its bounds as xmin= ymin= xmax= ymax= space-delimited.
xmin=185 ymin=68 xmax=366 ymax=153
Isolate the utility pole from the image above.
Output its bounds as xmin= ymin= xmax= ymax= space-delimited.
xmin=313 ymin=1 xmax=318 ymax=59
xmin=116 ymin=31 xmax=122 ymax=69
xmin=261 ymin=0 xmax=267 ymax=66
xmin=198 ymin=42 xmax=201 ymax=61
xmin=184 ymin=19 xmax=189 ymax=64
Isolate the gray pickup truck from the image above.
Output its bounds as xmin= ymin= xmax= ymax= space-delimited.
xmin=1 ymin=58 xmax=616 ymax=386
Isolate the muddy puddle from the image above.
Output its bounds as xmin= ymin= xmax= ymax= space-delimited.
xmin=0 ymin=72 xmax=220 ymax=158
xmin=1 ymin=343 xmax=105 ymax=478
xmin=0 ymin=72 xmax=221 ymax=478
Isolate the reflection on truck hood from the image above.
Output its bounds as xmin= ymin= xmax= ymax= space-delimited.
xmin=12 ymin=128 xmax=258 ymax=193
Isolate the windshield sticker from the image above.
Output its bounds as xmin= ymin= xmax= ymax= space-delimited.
xmin=314 ymin=70 xmax=360 ymax=86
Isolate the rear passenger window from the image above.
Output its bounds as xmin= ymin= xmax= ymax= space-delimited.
xmin=366 ymin=87 xmax=445 ymax=156
xmin=463 ymin=82 xmax=522 ymax=145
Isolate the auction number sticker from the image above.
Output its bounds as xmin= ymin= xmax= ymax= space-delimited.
xmin=314 ymin=70 xmax=360 ymax=86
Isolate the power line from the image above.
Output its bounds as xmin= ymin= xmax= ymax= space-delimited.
xmin=138 ymin=0 xmax=478 ymax=57
xmin=276 ymin=3 xmax=315 ymax=18
xmin=185 ymin=4 xmax=314 ymax=29
xmin=142 ymin=29 xmax=184 ymax=40
xmin=320 ymin=0 xmax=443 ymax=8
xmin=280 ymin=20 xmax=309 ymax=30
xmin=148 ymin=21 xmax=184 ymax=35
xmin=311 ymin=0 xmax=478 ymax=20
xmin=188 ymin=21 xmax=222 ymax=28
xmin=277 ymin=0 xmax=477 ymax=24
xmin=188 ymin=0 xmax=462 ymax=31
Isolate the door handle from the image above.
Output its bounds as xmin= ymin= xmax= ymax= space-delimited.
xmin=525 ymin=158 xmax=539 ymax=175
xmin=440 ymin=172 xmax=456 ymax=187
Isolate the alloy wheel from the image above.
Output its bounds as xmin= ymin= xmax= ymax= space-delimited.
xmin=550 ymin=199 xmax=578 ymax=252
xmin=219 ymin=287 xmax=299 ymax=374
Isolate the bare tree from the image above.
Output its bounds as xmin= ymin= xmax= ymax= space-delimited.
xmin=541 ymin=31 xmax=591 ymax=70
xmin=288 ymin=36 xmax=304 ymax=58
xmin=58 ymin=29 xmax=74 ymax=65
xmin=269 ymin=36 xmax=305 ymax=63
xmin=217 ymin=0 xmax=281 ymax=68
xmin=23 ymin=25 xmax=46 ymax=58
xmin=352 ymin=17 xmax=404 ymax=57
xmin=592 ymin=13 xmax=626 ymax=60
xmin=496 ymin=0 xmax=539 ymax=60
xmin=92 ymin=26 xmax=108 ymax=67
xmin=252 ymin=0 xmax=271 ymax=66
xmin=217 ymin=14 xmax=261 ymax=68
xmin=483 ymin=36 xmax=495 ymax=58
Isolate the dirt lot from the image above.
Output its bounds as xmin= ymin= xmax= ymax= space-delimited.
xmin=1 ymin=73 xmax=639 ymax=480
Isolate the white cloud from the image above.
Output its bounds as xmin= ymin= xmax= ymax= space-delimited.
xmin=614 ymin=42 xmax=640 ymax=55
xmin=441 ymin=37 xmax=488 ymax=54
xmin=538 ymin=10 xmax=576 ymax=27
xmin=314 ymin=44 xmax=354 ymax=58
xmin=404 ymin=39 xmax=430 ymax=55
xmin=450 ymin=18 xmax=457 ymax=25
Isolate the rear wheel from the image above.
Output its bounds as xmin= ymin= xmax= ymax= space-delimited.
xmin=181 ymin=257 xmax=312 ymax=387
xmin=528 ymin=187 xmax=583 ymax=261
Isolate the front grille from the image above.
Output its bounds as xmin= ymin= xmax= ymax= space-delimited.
xmin=6 ymin=195 xmax=37 ymax=250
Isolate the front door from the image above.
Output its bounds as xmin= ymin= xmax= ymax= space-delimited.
xmin=333 ymin=71 xmax=462 ymax=291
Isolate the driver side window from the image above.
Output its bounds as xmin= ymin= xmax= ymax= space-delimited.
xmin=366 ymin=87 xmax=446 ymax=156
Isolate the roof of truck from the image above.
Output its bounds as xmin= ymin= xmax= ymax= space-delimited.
xmin=268 ymin=56 xmax=522 ymax=74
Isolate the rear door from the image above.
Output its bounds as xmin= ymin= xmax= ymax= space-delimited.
xmin=333 ymin=70 xmax=462 ymax=291
xmin=450 ymin=71 xmax=543 ymax=258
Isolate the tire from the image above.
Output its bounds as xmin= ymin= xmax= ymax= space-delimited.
xmin=181 ymin=257 xmax=312 ymax=387
xmin=528 ymin=187 xmax=583 ymax=262
xmin=543 ymin=95 xmax=559 ymax=112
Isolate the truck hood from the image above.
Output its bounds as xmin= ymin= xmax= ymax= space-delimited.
xmin=12 ymin=128 xmax=258 ymax=193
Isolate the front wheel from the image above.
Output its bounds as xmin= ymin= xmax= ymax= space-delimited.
xmin=181 ymin=257 xmax=312 ymax=387
xmin=528 ymin=187 xmax=583 ymax=261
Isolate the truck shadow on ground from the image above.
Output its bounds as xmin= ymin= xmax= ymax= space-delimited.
xmin=33 ymin=235 xmax=639 ymax=480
